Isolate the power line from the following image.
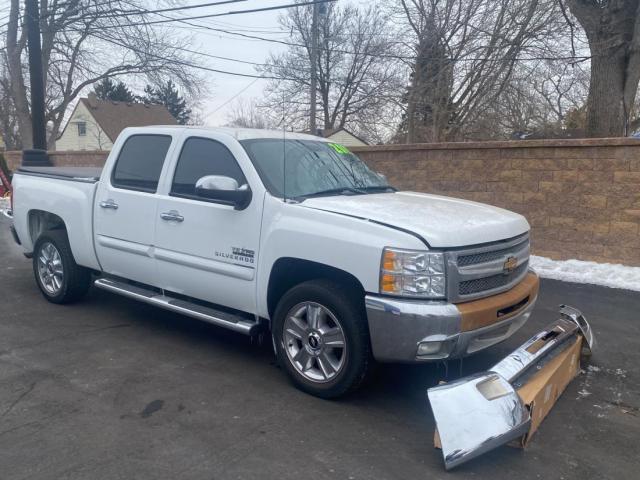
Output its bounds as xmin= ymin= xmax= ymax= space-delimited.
xmin=37 ymin=0 xmax=249 ymax=21
xmin=100 ymin=0 xmax=248 ymax=17
xmin=3 ymin=1 xmax=592 ymax=66
xmin=207 ymin=77 xmax=261 ymax=118
xmin=93 ymin=32 xmax=292 ymax=81
xmin=162 ymin=43 xmax=311 ymax=74
xmin=160 ymin=20 xmax=592 ymax=63
xmin=76 ymin=0 xmax=337 ymax=30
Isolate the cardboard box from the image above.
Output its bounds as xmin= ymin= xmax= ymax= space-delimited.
xmin=434 ymin=335 xmax=583 ymax=450
xmin=513 ymin=335 xmax=582 ymax=447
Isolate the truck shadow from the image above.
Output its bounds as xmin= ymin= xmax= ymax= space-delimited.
xmin=86 ymin=285 xmax=526 ymax=409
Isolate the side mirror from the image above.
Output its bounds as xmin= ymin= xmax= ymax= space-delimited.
xmin=195 ymin=175 xmax=252 ymax=210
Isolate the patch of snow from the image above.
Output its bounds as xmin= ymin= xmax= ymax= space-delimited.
xmin=587 ymin=365 xmax=601 ymax=373
xmin=530 ymin=255 xmax=640 ymax=292
xmin=614 ymin=368 xmax=627 ymax=378
xmin=578 ymin=389 xmax=592 ymax=398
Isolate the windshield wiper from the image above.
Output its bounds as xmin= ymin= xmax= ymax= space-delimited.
xmin=297 ymin=187 xmax=366 ymax=199
xmin=358 ymin=185 xmax=397 ymax=192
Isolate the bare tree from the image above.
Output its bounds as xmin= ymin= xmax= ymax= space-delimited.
xmin=456 ymin=57 xmax=589 ymax=140
xmin=532 ymin=61 xmax=589 ymax=126
xmin=0 ymin=69 xmax=22 ymax=150
xmin=396 ymin=0 xmax=564 ymax=143
xmin=2 ymin=0 xmax=201 ymax=148
xmin=225 ymin=98 xmax=278 ymax=130
xmin=567 ymin=0 xmax=640 ymax=137
xmin=260 ymin=1 xmax=403 ymax=141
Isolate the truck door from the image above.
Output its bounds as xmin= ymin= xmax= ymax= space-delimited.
xmin=153 ymin=135 xmax=261 ymax=313
xmin=94 ymin=133 xmax=175 ymax=286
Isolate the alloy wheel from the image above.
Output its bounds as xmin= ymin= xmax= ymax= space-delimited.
xmin=282 ymin=301 xmax=347 ymax=383
xmin=37 ymin=242 xmax=64 ymax=295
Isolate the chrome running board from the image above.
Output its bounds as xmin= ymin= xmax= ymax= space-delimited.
xmin=94 ymin=277 xmax=259 ymax=335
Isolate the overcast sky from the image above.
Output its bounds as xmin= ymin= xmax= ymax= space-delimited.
xmin=180 ymin=0 xmax=375 ymax=127
xmin=180 ymin=0 xmax=297 ymax=126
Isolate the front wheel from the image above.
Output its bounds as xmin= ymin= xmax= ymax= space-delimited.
xmin=33 ymin=230 xmax=92 ymax=304
xmin=272 ymin=280 xmax=372 ymax=399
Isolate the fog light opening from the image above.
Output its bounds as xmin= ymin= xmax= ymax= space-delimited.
xmin=416 ymin=339 xmax=453 ymax=359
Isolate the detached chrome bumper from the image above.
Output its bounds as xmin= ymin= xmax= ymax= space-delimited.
xmin=365 ymin=272 xmax=539 ymax=362
xmin=428 ymin=305 xmax=595 ymax=470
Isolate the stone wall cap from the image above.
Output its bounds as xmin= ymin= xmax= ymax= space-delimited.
xmin=350 ymin=137 xmax=640 ymax=152
xmin=5 ymin=150 xmax=110 ymax=156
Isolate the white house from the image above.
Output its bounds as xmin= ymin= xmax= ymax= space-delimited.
xmin=322 ymin=128 xmax=369 ymax=147
xmin=56 ymin=93 xmax=177 ymax=151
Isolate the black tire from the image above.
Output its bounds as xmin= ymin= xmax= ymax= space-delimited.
xmin=33 ymin=229 xmax=92 ymax=304
xmin=272 ymin=279 xmax=372 ymax=399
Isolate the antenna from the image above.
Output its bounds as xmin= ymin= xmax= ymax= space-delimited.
xmin=282 ymin=91 xmax=287 ymax=202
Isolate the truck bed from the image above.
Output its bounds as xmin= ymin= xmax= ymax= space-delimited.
xmin=16 ymin=166 xmax=102 ymax=183
xmin=11 ymin=165 xmax=102 ymax=270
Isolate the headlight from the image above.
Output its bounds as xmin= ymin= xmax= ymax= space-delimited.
xmin=380 ymin=247 xmax=446 ymax=299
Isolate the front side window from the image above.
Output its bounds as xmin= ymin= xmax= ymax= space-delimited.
xmin=77 ymin=122 xmax=86 ymax=136
xmin=240 ymin=139 xmax=390 ymax=199
xmin=171 ymin=137 xmax=247 ymax=198
xmin=112 ymin=134 xmax=172 ymax=192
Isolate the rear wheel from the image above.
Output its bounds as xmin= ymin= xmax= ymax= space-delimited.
xmin=273 ymin=280 xmax=371 ymax=398
xmin=33 ymin=230 xmax=92 ymax=304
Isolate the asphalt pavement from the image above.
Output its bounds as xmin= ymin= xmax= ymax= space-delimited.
xmin=0 ymin=215 xmax=638 ymax=479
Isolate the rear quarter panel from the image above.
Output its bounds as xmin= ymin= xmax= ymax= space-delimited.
xmin=12 ymin=174 xmax=101 ymax=270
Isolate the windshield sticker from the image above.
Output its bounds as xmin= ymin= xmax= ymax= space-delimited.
xmin=328 ymin=143 xmax=351 ymax=154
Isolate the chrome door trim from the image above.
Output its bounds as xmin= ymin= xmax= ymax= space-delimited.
xmin=153 ymin=247 xmax=255 ymax=280
xmin=96 ymin=235 xmax=153 ymax=257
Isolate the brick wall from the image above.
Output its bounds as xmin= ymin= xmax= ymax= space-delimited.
xmin=4 ymin=150 xmax=108 ymax=171
xmin=352 ymin=138 xmax=640 ymax=266
xmin=5 ymin=139 xmax=640 ymax=265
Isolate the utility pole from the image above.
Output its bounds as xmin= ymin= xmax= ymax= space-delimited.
xmin=309 ymin=1 xmax=319 ymax=136
xmin=24 ymin=0 xmax=51 ymax=166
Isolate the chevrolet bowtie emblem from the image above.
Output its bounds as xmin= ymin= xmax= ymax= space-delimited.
xmin=503 ymin=256 xmax=518 ymax=274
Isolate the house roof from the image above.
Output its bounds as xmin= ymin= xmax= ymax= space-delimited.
xmin=298 ymin=127 xmax=370 ymax=145
xmin=321 ymin=127 xmax=370 ymax=145
xmin=70 ymin=94 xmax=177 ymax=141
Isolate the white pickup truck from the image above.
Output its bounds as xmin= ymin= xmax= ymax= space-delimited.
xmin=10 ymin=126 xmax=538 ymax=398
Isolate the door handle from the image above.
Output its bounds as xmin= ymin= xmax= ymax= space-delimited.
xmin=160 ymin=210 xmax=184 ymax=222
xmin=99 ymin=199 xmax=119 ymax=210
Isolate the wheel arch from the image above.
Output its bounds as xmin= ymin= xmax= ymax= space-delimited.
xmin=28 ymin=209 xmax=67 ymax=246
xmin=266 ymin=257 xmax=366 ymax=320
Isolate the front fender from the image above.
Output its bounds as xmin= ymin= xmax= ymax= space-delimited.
xmin=256 ymin=196 xmax=425 ymax=318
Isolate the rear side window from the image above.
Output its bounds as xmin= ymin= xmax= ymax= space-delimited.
xmin=171 ymin=137 xmax=246 ymax=197
xmin=112 ymin=134 xmax=172 ymax=192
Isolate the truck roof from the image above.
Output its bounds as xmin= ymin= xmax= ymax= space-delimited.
xmin=125 ymin=125 xmax=331 ymax=142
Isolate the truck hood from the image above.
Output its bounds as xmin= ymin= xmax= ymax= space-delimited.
xmin=301 ymin=191 xmax=529 ymax=248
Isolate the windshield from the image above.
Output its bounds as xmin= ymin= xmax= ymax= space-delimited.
xmin=240 ymin=139 xmax=392 ymax=199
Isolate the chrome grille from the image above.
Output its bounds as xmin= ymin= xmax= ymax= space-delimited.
xmin=459 ymin=262 xmax=529 ymax=296
xmin=446 ymin=234 xmax=530 ymax=303
xmin=457 ymin=239 xmax=529 ymax=267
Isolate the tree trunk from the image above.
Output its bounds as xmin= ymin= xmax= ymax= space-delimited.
xmin=569 ymin=0 xmax=640 ymax=137
xmin=586 ymin=50 xmax=627 ymax=137
xmin=6 ymin=0 xmax=33 ymax=149
xmin=405 ymin=77 xmax=419 ymax=144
